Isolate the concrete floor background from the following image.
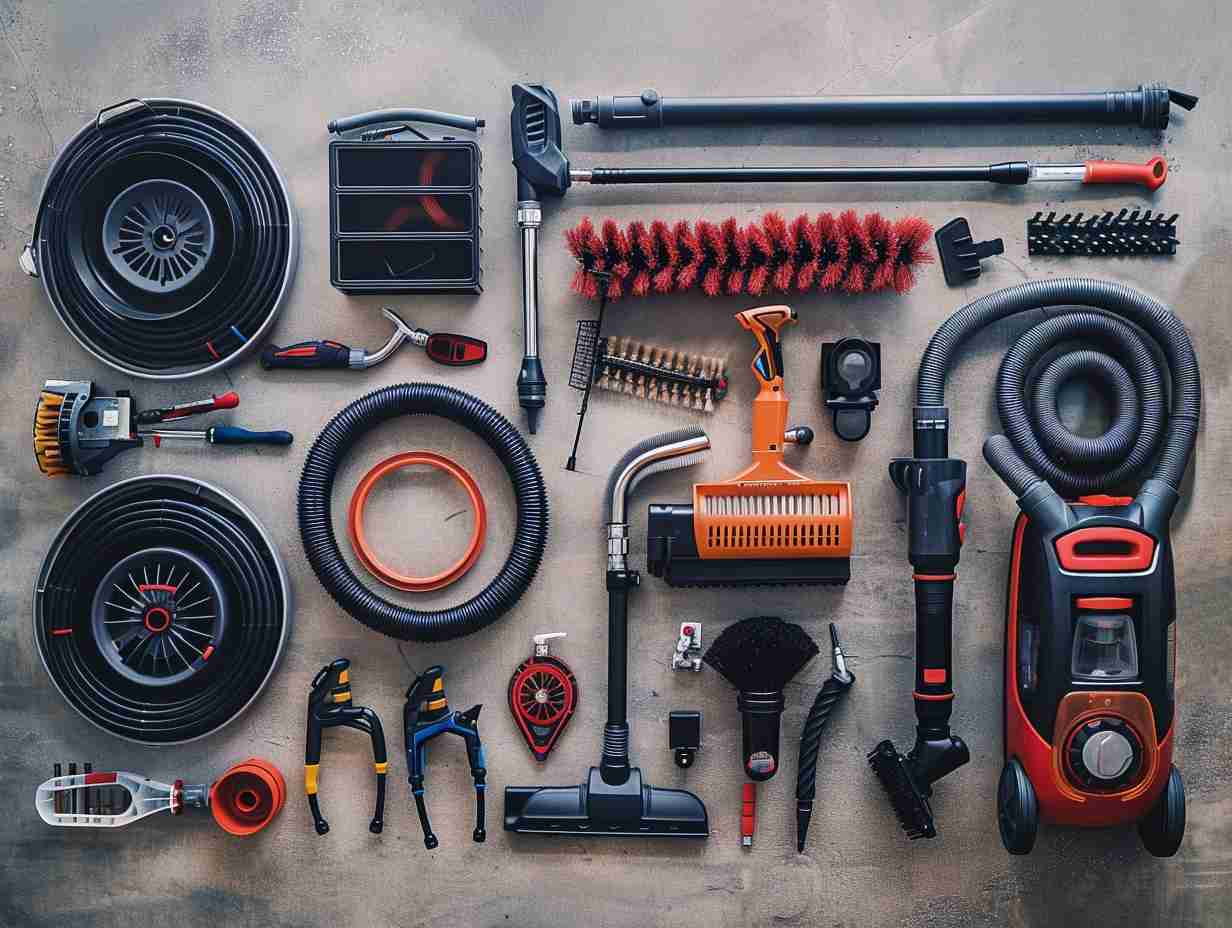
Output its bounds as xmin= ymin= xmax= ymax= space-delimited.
xmin=2 ymin=1 xmax=1230 ymax=926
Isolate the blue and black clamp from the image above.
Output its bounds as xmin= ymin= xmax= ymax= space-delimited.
xmin=404 ymin=665 xmax=486 ymax=849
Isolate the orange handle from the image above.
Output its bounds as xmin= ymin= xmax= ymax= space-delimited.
xmin=736 ymin=305 xmax=795 ymax=385
xmin=1083 ymin=157 xmax=1167 ymax=191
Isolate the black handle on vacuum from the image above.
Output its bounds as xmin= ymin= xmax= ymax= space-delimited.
xmin=261 ymin=340 xmax=353 ymax=370
xmin=207 ymin=426 xmax=294 ymax=446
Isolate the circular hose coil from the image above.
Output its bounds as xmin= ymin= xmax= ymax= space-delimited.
xmin=33 ymin=475 xmax=290 ymax=744
xmin=29 ymin=98 xmax=294 ymax=379
xmin=298 ymin=383 xmax=549 ymax=641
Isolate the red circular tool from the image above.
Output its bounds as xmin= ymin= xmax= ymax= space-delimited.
xmin=210 ymin=758 xmax=286 ymax=836
xmin=347 ymin=451 xmax=487 ymax=593
xmin=508 ymin=653 xmax=578 ymax=762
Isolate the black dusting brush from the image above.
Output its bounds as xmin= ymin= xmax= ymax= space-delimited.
xmin=703 ymin=616 xmax=819 ymax=782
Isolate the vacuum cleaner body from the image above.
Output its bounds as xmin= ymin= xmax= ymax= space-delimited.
xmin=1006 ymin=493 xmax=1176 ymax=828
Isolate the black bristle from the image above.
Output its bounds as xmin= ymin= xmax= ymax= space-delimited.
xmin=702 ymin=616 xmax=819 ymax=692
xmin=867 ymin=741 xmax=936 ymax=839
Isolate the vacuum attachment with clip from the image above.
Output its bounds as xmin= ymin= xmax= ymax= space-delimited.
xmin=34 ymin=380 xmax=291 ymax=477
xmin=646 ymin=306 xmax=851 ymax=588
xmin=509 ymin=633 xmax=578 ymax=761
xmin=505 ymin=427 xmax=711 ymax=838
xmin=37 ymin=759 xmax=286 ymax=836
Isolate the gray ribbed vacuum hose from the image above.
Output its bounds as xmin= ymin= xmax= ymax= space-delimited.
xmin=917 ymin=278 xmax=1200 ymax=496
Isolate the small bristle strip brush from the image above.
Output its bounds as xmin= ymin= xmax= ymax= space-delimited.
xmin=1028 ymin=208 xmax=1179 ymax=257
xmin=576 ymin=332 xmax=729 ymax=412
xmin=567 ymin=211 xmax=933 ymax=301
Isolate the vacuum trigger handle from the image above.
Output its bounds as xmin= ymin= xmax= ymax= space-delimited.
xmin=736 ymin=305 xmax=796 ymax=383
xmin=261 ymin=340 xmax=354 ymax=370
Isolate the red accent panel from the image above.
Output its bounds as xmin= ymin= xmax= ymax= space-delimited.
xmin=1055 ymin=527 xmax=1155 ymax=572
xmin=955 ymin=489 xmax=966 ymax=521
xmin=137 ymin=584 xmax=178 ymax=593
xmin=741 ymin=783 xmax=756 ymax=842
xmin=84 ymin=772 xmax=117 ymax=785
xmin=202 ymin=645 xmax=215 ymax=661
xmin=1076 ymin=494 xmax=1133 ymax=507
xmin=51 ymin=628 xmax=73 ymax=637
xmin=913 ymin=691 xmax=954 ymax=701
xmin=205 ymin=341 xmax=220 ymax=360
xmin=277 ymin=347 xmax=320 ymax=358
xmin=922 ymin=668 xmax=947 ymax=684
xmin=1076 ymin=596 xmax=1134 ymax=611
xmin=913 ymin=573 xmax=956 ymax=581
xmin=958 ymin=522 xmax=967 ymax=546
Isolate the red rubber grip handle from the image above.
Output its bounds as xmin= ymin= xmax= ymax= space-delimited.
xmin=1083 ymin=156 xmax=1167 ymax=191
xmin=741 ymin=782 xmax=756 ymax=845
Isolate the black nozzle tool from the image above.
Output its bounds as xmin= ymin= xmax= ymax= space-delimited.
xmin=935 ymin=217 xmax=1004 ymax=287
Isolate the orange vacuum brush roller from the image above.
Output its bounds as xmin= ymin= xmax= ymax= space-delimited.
xmin=648 ymin=306 xmax=853 ymax=586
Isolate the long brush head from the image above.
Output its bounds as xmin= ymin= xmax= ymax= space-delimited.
xmin=867 ymin=740 xmax=936 ymax=839
xmin=702 ymin=616 xmax=819 ymax=693
xmin=567 ymin=211 xmax=932 ymax=301
xmin=33 ymin=391 xmax=70 ymax=477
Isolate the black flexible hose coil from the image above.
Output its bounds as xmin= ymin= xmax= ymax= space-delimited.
xmin=31 ymin=98 xmax=293 ymax=378
xmin=298 ymin=384 xmax=549 ymax=641
xmin=33 ymin=476 xmax=289 ymax=744
xmin=916 ymin=278 xmax=1200 ymax=496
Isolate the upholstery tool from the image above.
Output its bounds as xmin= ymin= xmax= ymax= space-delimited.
xmin=646 ymin=306 xmax=851 ymax=588
xmin=328 ymin=108 xmax=483 ymax=294
xmin=22 ymin=97 xmax=294 ymax=379
xmin=571 ymin=84 xmax=1198 ymax=130
xmin=34 ymin=475 xmax=289 ymax=744
xmin=796 ymin=624 xmax=855 ymax=853
xmin=934 ymin=217 xmax=1004 ymax=286
xmin=505 ymin=427 xmax=711 ymax=838
xmin=567 ymin=212 xmax=932 ymax=301
xmin=509 ymin=633 xmax=578 ymax=761
xmin=347 ymin=451 xmax=487 ymax=592
xmin=305 ymin=659 xmax=387 ymax=836
xmin=1028 ymin=209 xmax=1179 ymax=257
xmin=298 ymin=383 xmax=548 ymax=642
xmin=821 ymin=338 xmax=881 ymax=442
xmin=669 ymin=711 xmax=702 ymax=768
xmin=882 ymin=278 xmax=1199 ymax=854
xmin=404 ymin=666 xmax=487 ymax=848
xmin=37 ymin=759 xmax=286 ymax=835
xmin=672 ymin=622 xmax=703 ymax=672
xmin=261 ymin=307 xmax=486 ymax=370
xmin=34 ymin=380 xmax=291 ymax=477
xmin=704 ymin=617 xmax=819 ymax=783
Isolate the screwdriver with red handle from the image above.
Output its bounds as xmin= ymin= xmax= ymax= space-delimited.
xmin=134 ymin=391 xmax=240 ymax=425
xmin=262 ymin=307 xmax=487 ymax=371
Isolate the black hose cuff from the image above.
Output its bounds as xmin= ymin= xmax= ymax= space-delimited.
xmin=298 ymin=383 xmax=549 ymax=642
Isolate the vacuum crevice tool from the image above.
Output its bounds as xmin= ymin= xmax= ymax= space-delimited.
xmin=505 ymin=427 xmax=711 ymax=837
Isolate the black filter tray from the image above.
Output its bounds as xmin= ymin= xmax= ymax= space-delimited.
xmin=329 ymin=140 xmax=482 ymax=293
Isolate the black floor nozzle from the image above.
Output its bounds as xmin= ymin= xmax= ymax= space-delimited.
xmin=868 ymin=732 xmax=968 ymax=840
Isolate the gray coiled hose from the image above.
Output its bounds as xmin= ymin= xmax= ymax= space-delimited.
xmin=298 ymin=383 xmax=548 ymax=641
xmin=916 ymin=278 xmax=1200 ymax=496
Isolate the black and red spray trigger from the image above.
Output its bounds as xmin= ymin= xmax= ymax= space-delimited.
xmin=508 ymin=633 xmax=578 ymax=762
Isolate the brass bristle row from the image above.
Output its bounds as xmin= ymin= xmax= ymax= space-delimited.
xmin=595 ymin=336 xmax=729 ymax=412
xmin=33 ymin=392 xmax=70 ymax=477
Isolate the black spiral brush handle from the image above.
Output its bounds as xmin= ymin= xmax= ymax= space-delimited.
xmin=796 ymin=624 xmax=854 ymax=853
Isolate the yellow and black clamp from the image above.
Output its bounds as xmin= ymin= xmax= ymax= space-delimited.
xmin=305 ymin=658 xmax=388 ymax=836
xmin=404 ymin=665 xmax=486 ymax=850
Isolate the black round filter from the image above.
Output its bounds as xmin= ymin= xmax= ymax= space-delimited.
xmin=34 ymin=475 xmax=290 ymax=743
xmin=27 ymin=98 xmax=295 ymax=378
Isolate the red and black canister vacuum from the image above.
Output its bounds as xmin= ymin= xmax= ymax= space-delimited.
xmin=875 ymin=279 xmax=1198 ymax=856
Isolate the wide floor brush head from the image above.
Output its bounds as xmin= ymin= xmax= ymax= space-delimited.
xmin=703 ymin=616 xmax=819 ymax=693
xmin=867 ymin=740 xmax=936 ymax=839
xmin=566 ymin=211 xmax=932 ymax=301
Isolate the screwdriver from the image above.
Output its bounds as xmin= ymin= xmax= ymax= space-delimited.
xmin=142 ymin=425 xmax=293 ymax=447
xmin=135 ymin=392 xmax=240 ymax=425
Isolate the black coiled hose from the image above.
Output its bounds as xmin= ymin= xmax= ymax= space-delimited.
xmin=917 ymin=278 xmax=1200 ymax=496
xmin=31 ymin=98 xmax=293 ymax=378
xmin=298 ymin=384 xmax=549 ymax=642
xmin=33 ymin=476 xmax=289 ymax=744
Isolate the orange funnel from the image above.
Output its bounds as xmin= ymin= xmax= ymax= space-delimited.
xmin=210 ymin=758 xmax=286 ymax=836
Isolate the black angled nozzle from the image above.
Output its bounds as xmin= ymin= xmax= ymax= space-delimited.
xmin=868 ymin=741 xmax=936 ymax=839
xmin=1168 ymin=89 xmax=1199 ymax=111
xmin=511 ymin=84 xmax=570 ymax=200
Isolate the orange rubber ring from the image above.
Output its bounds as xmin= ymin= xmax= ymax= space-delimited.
xmin=347 ymin=451 xmax=487 ymax=593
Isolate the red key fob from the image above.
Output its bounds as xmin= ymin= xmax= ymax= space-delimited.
xmin=425 ymin=332 xmax=487 ymax=366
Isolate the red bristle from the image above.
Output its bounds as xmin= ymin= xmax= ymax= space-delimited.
xmin=792 ymin=214 xmax=820 ymax=290
xmin=572 ymin=267 xmax=599 ymax=299
xmin=865 ymin=213 xmax=898 ymax=291
xmin=726 ymin=219 xmax=748 ymax=294
xmin=761 ymin=213 xmax=794 ymax=292
xmin=628 ymin=221 xmax=654 ymax=296
xmin=698 ymin=221 xmax=728 ymax=295
xmin=674 ymin=220 xmax=702 ymax=292
xmin=601 ymin=219 xmax=632 ymax=289
xmin=817 ymin=213 xmax=846 ymax=290
xmin=648 ymin=220 xmax=676 ymax=292
xmin=839 ymin=210 xmax=872 ymax=294
xmin=892 ymin=215 xmax=934 ymax=293
xmin=744 ymin=221 xmax=771 ymax=295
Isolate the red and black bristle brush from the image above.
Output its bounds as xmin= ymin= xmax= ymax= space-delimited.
xmin=566 ymin=211 xmax=932 ymax=302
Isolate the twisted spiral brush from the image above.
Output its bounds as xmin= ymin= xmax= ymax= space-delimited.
xmin=566 ymin=211 xmax=932 ymax=301
xmin=795 ymin=623 xmax=855 ymax=853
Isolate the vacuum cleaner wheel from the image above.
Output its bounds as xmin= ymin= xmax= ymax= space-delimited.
xmin=1138 ymin=765 xmax=1185 ymax=857
xmin=997 ymin=758 xmax=1039 ymax=855
xmin=28 ymin=98 xmax=295 ymax=378
xmin=34 ymin=475 xmax=290 ymax=744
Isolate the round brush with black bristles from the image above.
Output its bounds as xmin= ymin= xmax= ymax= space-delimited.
xmin=704 ymin=616 xmax=819 ymax=846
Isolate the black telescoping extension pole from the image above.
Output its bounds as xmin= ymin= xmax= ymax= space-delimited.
xmin=572 ymin=84 xmax=1198 ymax=130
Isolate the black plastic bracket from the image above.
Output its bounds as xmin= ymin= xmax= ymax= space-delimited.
xmin=934 ymin=217 xmax=1004 ymax=286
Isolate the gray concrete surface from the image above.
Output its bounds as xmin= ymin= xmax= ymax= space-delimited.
xmin=1 ymin=1 xmax=1229 ymax=925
